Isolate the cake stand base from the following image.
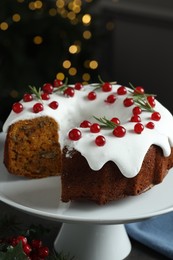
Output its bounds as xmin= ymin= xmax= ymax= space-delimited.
xmin=54 ymin=223 xmax=131 ymax=260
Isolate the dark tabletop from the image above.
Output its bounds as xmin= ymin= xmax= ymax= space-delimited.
xmin=0 ymin=201 xmax=169 ymax=260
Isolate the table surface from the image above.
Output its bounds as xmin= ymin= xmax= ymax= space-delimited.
xmin=0 ymin=201 xmax=169 ymax=259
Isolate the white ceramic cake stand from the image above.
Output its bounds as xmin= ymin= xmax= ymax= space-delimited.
xmin=1 ymin=133 xmax=173 ymax=260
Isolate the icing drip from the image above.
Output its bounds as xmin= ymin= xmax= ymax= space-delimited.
xmin=3 ymin=84 xmax=173 ymax=178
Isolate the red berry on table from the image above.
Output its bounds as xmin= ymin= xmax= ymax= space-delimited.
xmin=87 ymin=91 xmax=97 ymax=100
xmin=16 ymin=235 xmax=27 ymax=246
xmin=80 ymin=120 xmax=91 ymax=128
xmin=23 ymin=243 xmax=32 ymax=255
xmin=64 ymin=87 xmax=75 ymax=97
xmin=105 ymin=94 xmax=116 ymax=103
xmin=10 ymin=237 xmax=18 ymax=247
xmin=146 ymin=121 xmax=155 ymax=129
xmin=151 ymin=111 xmax=161 ymax=121
xmin=12 ymin=102 xmax=23 ymax=113
xmin=38 ymin=246 xmax=49 ymax=258
xmin=134 ymin=86 xmax=145 ymax=94
xmin=130 ymin=115 xmax=141 ymax=122
xmin=110 ymin=117 xmax=120 ymax=125
xmin=41 ymin=92 xmax=50 ymax=100
xmin=147 ymin=96 xmax=155 ymax=108
xmin=123 ymin=98 xmax=134 ymax=107
xmin=133 ymin=106 xmax=142 ymax=115
xmin=90 ymin=123 xmax=101 ymax=133
xmin=102 ymin=82 xmax=112 ymax=92
xmin=95 ymin=135 xmax=106 ymax=146
xmin=33 ymin=103 xmax=44 ymax=113
xmin=69 ymin=128 xmax=82 ymax=141
xmin=31 ymin=239 xmax=42 ymax=249
xmin=23 ymin=93 xmax=33 ymax=102
xmin=53 ymin=79 xmax=63 ymax=87
xmin=117 ymin=86 xmax=127 ymax=95
xmin=113 ymin=125 xmax=126 ymax=137
xmin=42 ymin=83 xmax=54 ymax=94
xmin=49 ymin=101 xmax=59 ymax=110
xmin=134 ymin=123 xmax=144 ymax=134
xmin=74 ymin=82 xmax=83 ymax=90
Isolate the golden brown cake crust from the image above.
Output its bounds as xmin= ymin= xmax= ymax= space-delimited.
xmin=61 ymin=145 xmax=173 ymax=204
xmin=4 ymin=116 xmax=61 ymax=178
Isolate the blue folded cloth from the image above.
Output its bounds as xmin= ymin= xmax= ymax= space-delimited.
xmin=125 ymin=212 xmax=173 ymax=259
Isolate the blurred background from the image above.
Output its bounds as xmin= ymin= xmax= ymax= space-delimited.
xmin=1 ymin=0 xmax=173 ymax=126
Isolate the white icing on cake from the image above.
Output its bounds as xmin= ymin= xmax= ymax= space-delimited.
xmin=3 ymin=84 xmax=173 ymax=178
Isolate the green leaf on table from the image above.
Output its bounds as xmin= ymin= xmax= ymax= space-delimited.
xmin=0 ymin=242 xmax=28 ymax=260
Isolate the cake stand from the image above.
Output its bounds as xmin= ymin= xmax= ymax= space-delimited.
xmin=1 ymin=133 xmax=173 ymax=260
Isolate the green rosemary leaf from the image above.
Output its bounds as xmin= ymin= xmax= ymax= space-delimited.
xmin=129 ymin=82 xmax=135 ymax=90
xmin=98 ymin=75 xmax=104 ymax=84
xmin=128 ymin=82 xmax=156 ymax=112
xmin=0 ymin=243 xmax=28 ymax=260
xmin=53 ymin=77 xmax=69 ymax=93
xmin=29 ymin=85 xmax=42 ymax=100
xmin=93 ymin=116 xmax=116 ymax=128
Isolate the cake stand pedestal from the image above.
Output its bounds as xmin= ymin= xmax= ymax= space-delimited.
xmin=55 ymin=223 xmax=131 ymax=260
xmin=0 ymin=133 xmax=173 ymax=260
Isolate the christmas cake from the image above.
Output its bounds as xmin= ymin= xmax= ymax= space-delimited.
xmin=3 ymin=79 xmax=173 ymax=204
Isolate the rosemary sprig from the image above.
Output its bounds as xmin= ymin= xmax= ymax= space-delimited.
xmin=132 ymin=95 xmax=154 ymax=112
xmin=128 ymin=82 xmax=155 ymax=112
xmin=91 ymin=75 xmax=117 ymax=91
xmin=29 ymin=85 xmax=42 ymax=100
xmin=128 ymin=82 xmax=156 ymax=97
xmin=93 ymin=116 xmax=117 ymax=128
xmin=53 ymin=77 xmax=69 ymax=93
xmin=98 ymin=75 xmax=104 ymax=84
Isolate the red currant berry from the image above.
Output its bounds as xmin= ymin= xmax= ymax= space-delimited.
xmin=90 ymin=123 xmax=101 ymax=133
xmin=133 ymin=106 xmax=142 ymax=115
xmin=80 ymin=120 xmax=91 ymax=128
xmin=33 ymin=103 xmax=44 ymax=113
xmin=130 ymin=115 xmax=141 ymax=122
xmin=28 ymin=252 xmax=39 ymax=260
xmin=95 ymin=135 xmax=106 ymax=146
xmin=64 ymin=87 xmax=75 ymax=97
xmin=87 ymin=91 xmax=97 ymax=100
xmin=147 ymin=96 xmax=155 ymax=108
xmin=102 ymin=82 xmax=112 ymax=92
xmin=134 ymin=86 xmax=145 ymax=94
xmin=151 ymin=111 xmax=161 ymax=121
xmin=31 ymin=239 xmax=42 ymax=249
xmin=23 ymin=93 xmax=33 ymax=102
xmin=49 ymin=101 xmax=59 ymax=109
xmin=134 ymin=123 xmax=144 ymax=134
xmin=117 ymin=86 xmax=127 ymax=95
xmin=11 ymin=237 xmax=18 ymax=247
xmin=68 ymin=128 xmax=82 ymax=141
xmin=38 ymin=246 xmax=49 ymax=258
xmin=74 ymin=82 xmax=83 ymax=90
xmin=110 ymin=117 xmax=120 ymax=125
xmin=12 ymin=102 xmax=23 ymax=113
xmin=16 ymin=236 xmax=27 ymax=246
xmin=53 ymin=79 xmax=63 ymax=87
xmin=146 ymin=121 xmax=155 ymax=129
xmin=41 ymin=92 xmax=50 ymax=100
xmin=105 ymin=94 xmax=116 ymax=103
xmin=113 ymin=126 xmax=126 ymax=137
xmin=23 ymin=243 xmax=32 ymax=255
xmin=42 ymin=83 xmax=53 ymax=94
xmin=123 ymin=98 xmax=134 ymax=107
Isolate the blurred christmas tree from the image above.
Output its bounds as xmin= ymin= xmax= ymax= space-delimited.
xmin=0 ymin=0 xmax=112 ymax=123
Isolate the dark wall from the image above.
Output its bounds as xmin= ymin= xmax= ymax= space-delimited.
xmin=99 ymin=0 xmax=173 ymax=113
